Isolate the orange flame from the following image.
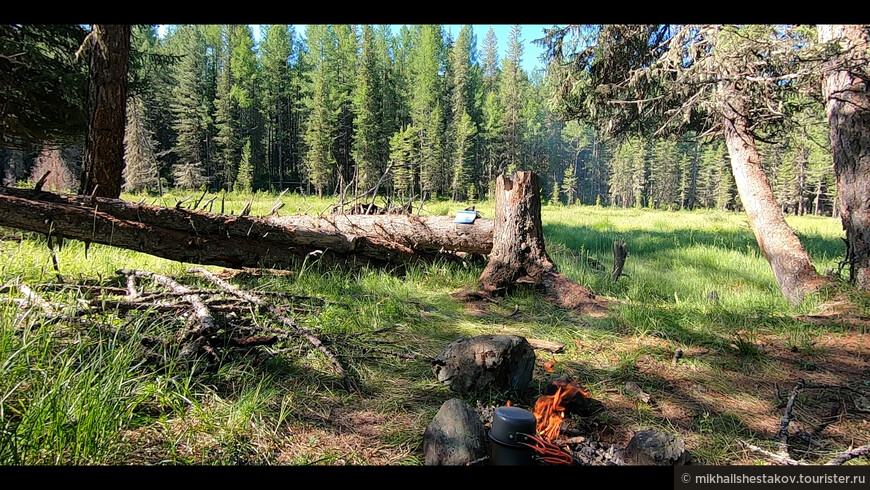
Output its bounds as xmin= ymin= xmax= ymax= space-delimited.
xmin=533 ymin=379 xmax=589 ymax=440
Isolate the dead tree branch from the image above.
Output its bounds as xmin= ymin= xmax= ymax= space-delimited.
xmin=826 ymin=445 xmax=870 ymax=465
xmin=121 ymin=270 xmax=215 ymax=341
xmin=778 ymin=379 xmax=805 ymax=457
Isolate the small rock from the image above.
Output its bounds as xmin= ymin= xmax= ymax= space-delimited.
xmin=624 ymin=429 xmax=690 ymax=465
xmin=423 ymin=398 xmax=488 ymax=466
xmin=624 ymin=382 xmax=652 ymax=404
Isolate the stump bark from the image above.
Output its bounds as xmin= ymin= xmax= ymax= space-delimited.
xmin=477 ymin=172 xmax=606 ymax=313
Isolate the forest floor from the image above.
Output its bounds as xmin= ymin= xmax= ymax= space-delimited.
xmin=0 ymin=190 xmax=867 ymax=466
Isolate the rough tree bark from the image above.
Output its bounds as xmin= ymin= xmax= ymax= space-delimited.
xmin=818 ymin=25 xmax=870 ymax=291
xmin=80 ymin=24 xmax=131 ymax=199
xmin=270 ymin=214 xmax=493 ymax=255
xmin=718 ymin=82 xmax=830 ymax=303
xmin=477 ymin=172 xmax=605 ymax=313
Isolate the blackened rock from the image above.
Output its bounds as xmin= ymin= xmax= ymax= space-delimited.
xmin=432 ymin=335 xmax=535 ymax=395
xmin=423 ymin=398 xmax=488 ymax=466
xmin=624 ymin=429 xmax=690 ymax=465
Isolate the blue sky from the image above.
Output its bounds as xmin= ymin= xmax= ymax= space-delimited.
xmin=159 ymin=24 xmax=554 ymax=74
xmin=444 ymin=25 xmax=554 ymax=74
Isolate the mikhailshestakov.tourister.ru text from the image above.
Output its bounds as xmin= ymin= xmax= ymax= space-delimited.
xmin=695 ymin=473 xmax=866 ymax=484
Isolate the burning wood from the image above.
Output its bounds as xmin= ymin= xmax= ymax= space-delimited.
xmin=533 ymin=378 xmax=589 ymax=440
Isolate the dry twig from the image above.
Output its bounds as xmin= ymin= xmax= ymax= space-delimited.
xmin=778 ymin=379 xmax=805 ymax=457
xmin=121 ymin=270 xmax=215 ymax=341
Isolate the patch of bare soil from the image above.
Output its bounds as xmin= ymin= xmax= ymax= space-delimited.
xmin=796 ymin=298 xmax=870 ymax=329
xmin=272 ymin=408 xmax=421 ymax=465
xmin=563 ymin=328 xmax=870 ymax=464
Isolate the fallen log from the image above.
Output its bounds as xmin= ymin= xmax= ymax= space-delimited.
xmin=0 ymin=187 xmax=490 ymax=269
xmin=270 ymin=214 xmax=493 ymax=255
xmin=0 ymin=181 xmax=606 ymax=314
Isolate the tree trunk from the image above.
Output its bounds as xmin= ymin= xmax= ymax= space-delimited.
xmin=0 ymin=187 xmax=493 ymax=269
xmin=270 ymin=214 xmax=493 ymax=255
xmin=818 ymin=25 xmax=870 ymax=291
xmin=689 ymin=140 xmax=699 ymax=210
xmin=718 ymin=83 xmax=830 ymax=303
xmin=797 ymin=150 xmax=807 ymax=216
xmin=80 ymin=25 xmax=131 ymax=199
xmin=477 ymin=172 xmax=605 ymax=312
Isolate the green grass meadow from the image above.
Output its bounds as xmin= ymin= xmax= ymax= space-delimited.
xmin=0 ymin=190 xmax=866 ymax=465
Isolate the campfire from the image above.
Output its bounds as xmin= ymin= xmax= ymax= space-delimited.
xmin=533 ymin=378 xmax=590 ymax=440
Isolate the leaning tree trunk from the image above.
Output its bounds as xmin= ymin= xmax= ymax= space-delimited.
xmin=818 ymin=25 xmax=870 ymax=291
xmin=477 ymin=172 xmax=605 ymax=312
xmin=80 ymin=24 xmax=131 ymax=199
xmin=718 ymin=83 xmax=830 ymax=303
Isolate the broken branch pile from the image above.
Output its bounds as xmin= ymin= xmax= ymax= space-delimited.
xmin=8 ymin=269 xmax=398 ymax=390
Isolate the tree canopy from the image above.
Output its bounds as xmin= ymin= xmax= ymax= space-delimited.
xmin=0 ymin=24 xmax=88 ymax=150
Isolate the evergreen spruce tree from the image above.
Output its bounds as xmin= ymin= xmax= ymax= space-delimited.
xmin=561 ymin=163 xmax=578 ymax=205
xmin=228 ymin=25 xmax=262 ymax=189
xmin=302 ymin=25 xmax=337 ymax=198
xmin=235 ymin=139 xmax=253 ymax=193
xmin=649 ymin=138 xmax=680 ymax=209
xmin=169 ymin=25 xmax=209 ymax=190
xmin=499 ymin=25 xmax=526 ymax=174
xmin=123 ymin=95 xmax=160 ymax=193
xmin=449 ymin=25 xmax=479 ymax=201
xmin=451 ymin=111 xmax=478 ymax=200
xmin=410 ymin=25 xmax=446 ymax=196
xmin=332 ymin=25 xmax=359 ymax=191
xmin=389 ymin=124 xmax=421 ymax=200
xmin=129 ymin=25 xmax=175 ymax=181
xmin=213 ymin=26 xmax=238 ymax=191
xmin=0 ymin=25 xmax=88 ymax=150
xmin=609 ymin=138 xmax=633 ymax=208
xmin=30 ymin=145 xmax=77 ymax=193
xmin=630 ymin=137 xmax=648 ymax=209
xmin=173 ymin=161 xmax=206 ymax=190
xmin=481 ymin=28 xmax=500 ymax=94
xmin=260 ymin=25 xmax=295 ymax=189
xmin=352 ymin=25 xmax=384 ymax=193
xmin=480 ymin=91 xmax=503 ymax=196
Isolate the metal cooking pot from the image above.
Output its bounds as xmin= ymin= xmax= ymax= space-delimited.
xmin=489 ymin=406 xmax=537 ymax=465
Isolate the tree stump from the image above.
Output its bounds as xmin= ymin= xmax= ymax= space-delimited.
xmin=612 ymin=239 xmax=628 ymax=282
xmin=477 ymin=172 xmax=606 ymax=313
xmin=432 ymin=334 xmax=535 ymax=395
